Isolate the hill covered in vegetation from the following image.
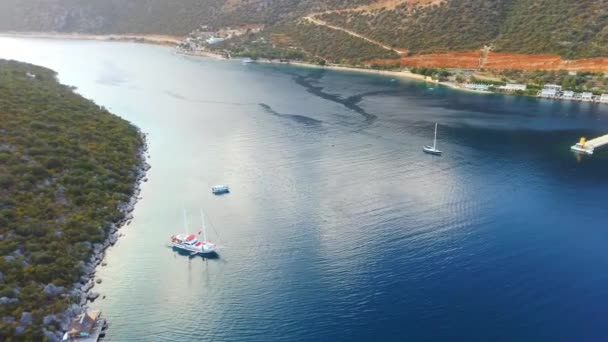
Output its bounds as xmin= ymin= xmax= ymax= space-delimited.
xmin=317 ymin=0 xmax=608 ymax=58
xmin=0 ymin=60 xmax=143 ymax=340
xmin=2 ymin=0 xmax=608 ymax=60
xmin=0 ymin=0 xmax=363 ymax=34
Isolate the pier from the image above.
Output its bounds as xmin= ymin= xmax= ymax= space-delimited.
xmin=571 ymin=135 xmax=608 ymax=155
xmin=62 ymin=310 xmax=107 ymax=341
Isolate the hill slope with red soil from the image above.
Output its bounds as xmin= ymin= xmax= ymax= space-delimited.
xmin=373 ymin=51 xmax=608 ymax=72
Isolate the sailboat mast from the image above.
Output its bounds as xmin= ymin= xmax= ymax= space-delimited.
xmin=200 ymin=209 xmax=207 ymax=242
xmin=433 ymin=123 xmax=438 ymax=149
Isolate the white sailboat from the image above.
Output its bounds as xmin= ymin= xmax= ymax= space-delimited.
xmin=170 ymin=209 xmax=217 ymax=256
xmin=423 ymin=123 xmax=442 ymax=155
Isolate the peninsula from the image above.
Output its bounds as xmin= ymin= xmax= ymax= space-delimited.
xmin=0 ymin=60 xmax=148 ymax=341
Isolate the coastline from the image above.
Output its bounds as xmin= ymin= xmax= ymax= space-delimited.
xmin=0 ymin=31 xmax=184 ymax=46
xmin=52 ymin=130 xmax=151 ymax=342
xmin=0 ymin=31 xmax=497 ymax=95
xmin=5 ymin=32 xmax=604 ymax=101
xmin=252 ymin=58 xmax=492 ymax=94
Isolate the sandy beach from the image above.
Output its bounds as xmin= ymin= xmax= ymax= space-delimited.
xmin=255 ymin=59 xmax=491 ymax=94
xmin=0 ymin=32 xmax=184 ymax=46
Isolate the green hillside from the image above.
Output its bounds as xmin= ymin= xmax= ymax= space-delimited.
xmin=318 ymin=0 xmax=608 ymax=58
xmin=0 ymin=60 xmax=143 ymax=340
xmin=495 ymin=0 xmax=608 ymax=58
xmin=1 ymin=0 xmax=608 ymax=58
xmin=0 ymin=0 xmax=364 ymax=34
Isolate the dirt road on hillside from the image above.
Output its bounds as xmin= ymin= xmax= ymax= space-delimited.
xmin=303 ymin=16 xmax=405 ymax=55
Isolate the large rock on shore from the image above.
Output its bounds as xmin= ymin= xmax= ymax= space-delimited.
xmin=82 ymin=280 xmax=94 ymax=293
xmin=87 ymin=292 xmax=100 ymax=302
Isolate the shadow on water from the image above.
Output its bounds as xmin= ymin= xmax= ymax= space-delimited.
xmin=258 ymin=103 xmax=323 ymax=126
xmin=281 ymin=68 xmax=379 ymax=124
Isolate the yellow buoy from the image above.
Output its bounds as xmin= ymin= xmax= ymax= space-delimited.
xmin=579 ymin=137 xmax=586 ymax=146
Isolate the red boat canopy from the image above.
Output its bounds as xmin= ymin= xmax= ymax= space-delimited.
xmin=186 ymin=235 xmax=196 ymax=241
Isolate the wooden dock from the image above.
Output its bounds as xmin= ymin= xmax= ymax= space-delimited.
xmin=62 ymin=310 xmax=107 ymax=341
xmin=571 ymin=135 xmax=608 ymax=155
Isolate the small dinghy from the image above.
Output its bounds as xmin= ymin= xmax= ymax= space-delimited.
xmin=212 ymin=185 xmax=230 ymax=194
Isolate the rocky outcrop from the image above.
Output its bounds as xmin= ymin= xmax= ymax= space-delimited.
xmin=43 ymin=315 xmax=57 ymax=326
xmin=43 ymin=328 xmax=62 ymax=342
xmin=86 ymin=292 xmax=100 ymax=301
xmin=20 ymin=312 xmax=32 ymax=325
xmin=0 ymin=297 xmax=19 ymax=305
xmin=43 ymin=283 xmax=64 ymax=297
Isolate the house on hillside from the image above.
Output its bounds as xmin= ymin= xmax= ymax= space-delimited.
xmin=544 ymin=84 xmax=562 ymax=91
xmin=498 ymin=83 xmax=526 ymax=91
xmin=206 ymin=37 xmax=225 ymax=44
xmin=600 ymin=94 xmax=608 ymax=103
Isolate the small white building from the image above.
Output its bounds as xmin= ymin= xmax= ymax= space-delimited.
xmin=540 ymin=89 xmax=557 ymax=97
xmin=581 ymin=92 xmax=593 ymax=101
xmin=464 ymin=83 xmax=490 ymax=91
xmin=499 ymin=83 xmax=526 ymax=91
xmin=544 ymin=84 xmax=562 ymax=91
xmin=562 ymin=90 xmax=574 ymax=99
xmin=600 ymin=94 xmax=608 ymax=103
xmin=206 ymin=37 xmax=225 ymax=44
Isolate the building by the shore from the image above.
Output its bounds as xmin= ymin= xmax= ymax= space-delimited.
xmin=498 ymin=83 xmax=526 ymax=91
xmin=62 ymin=310 xmax=106 ymax=341
xmin=206 ymin=36 xmax=225 ymax=44
xmin=581 ymin=92 xmax=593 ymax=101
xmin=562 ymin=90 xmax=574 ymax=99
xmin=600 ymin=94 xmax=608 ymax=103
xmin=539 ymin=88 xmax=558 ymax=98
xmin=463 ymin=83 xmax=490 ymax=91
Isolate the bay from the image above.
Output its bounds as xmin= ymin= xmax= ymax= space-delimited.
xmin=2 ymin=37 xmax=608 ymax=341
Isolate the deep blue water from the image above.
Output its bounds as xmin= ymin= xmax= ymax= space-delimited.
xmin=1 ymin=37 xmax=608 ymax=341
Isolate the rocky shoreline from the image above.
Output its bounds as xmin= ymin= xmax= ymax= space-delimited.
xmin=43 ymin=130 xmax=150 ymax=342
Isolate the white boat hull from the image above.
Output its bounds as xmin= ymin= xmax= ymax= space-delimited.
xmin=423 ymin=146 xmax=442 ymax=155
xmin=171 ymin=242 xmax=217 ymax=255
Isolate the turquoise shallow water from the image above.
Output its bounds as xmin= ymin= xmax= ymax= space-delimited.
xmin=2 ymin=37 xmax=608 ymax=341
